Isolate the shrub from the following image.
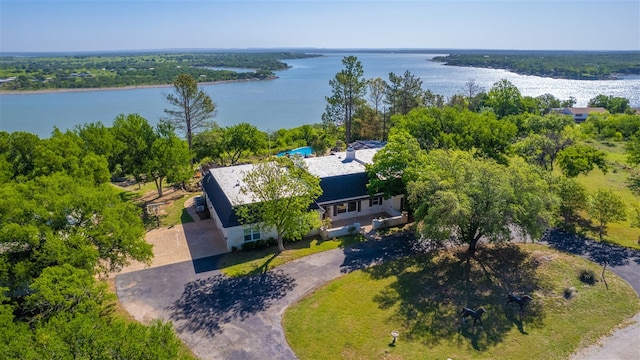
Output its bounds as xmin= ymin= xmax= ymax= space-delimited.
xmin=241 ymin=242 xmax=256 ymax=251
xmin=564 ymin=287 xmax=577 ymax=299
xmin=579 ymin=269 xmax=597 ymax=285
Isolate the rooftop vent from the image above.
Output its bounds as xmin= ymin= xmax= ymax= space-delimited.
xmin=345 ymin=146 xmax=356 ymax=161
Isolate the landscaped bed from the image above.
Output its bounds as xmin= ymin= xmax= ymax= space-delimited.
xmin=283 ymin=244 xmax=640 ymax=359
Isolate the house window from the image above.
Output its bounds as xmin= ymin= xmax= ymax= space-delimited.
xmin=243 ymin=226 xmax=261 ymax=242
xmin=334 ymin=200 xmax=360 ymax=215
xmin=369 ymin=196 xmax=383 ymax=206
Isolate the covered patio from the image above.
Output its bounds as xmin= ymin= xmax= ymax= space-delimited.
xmin=322 ymin=211 xmax=409 ymax=240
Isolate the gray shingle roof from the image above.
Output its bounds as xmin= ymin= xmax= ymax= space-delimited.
xmin=203 ymin=148 xmax=381 ymax=228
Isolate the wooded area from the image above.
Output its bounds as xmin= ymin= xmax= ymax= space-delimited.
xmin=0 ymin=52 xmax=320 ymax=90
xmin=432 ymin=51 xmax=640 ymax=80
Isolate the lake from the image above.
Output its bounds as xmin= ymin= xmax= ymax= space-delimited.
xmin=1 ymin=52 xmax=639 ymax=138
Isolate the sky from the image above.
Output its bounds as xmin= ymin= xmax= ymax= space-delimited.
xmin=1 ymin=0 xmax=638 ymax=53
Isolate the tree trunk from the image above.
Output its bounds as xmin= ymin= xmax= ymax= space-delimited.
xmin=155 ymin=176 xmax=164 ymax=198
xmin=599 ymin=221 xmax=605 ymax=240
xmin=467 ymin=240 xmax=478 ymax=256
xmin=277 ymin=233 xmax=285 ymax=253
xmin=467 ymin=237 xmax=479 ymax=256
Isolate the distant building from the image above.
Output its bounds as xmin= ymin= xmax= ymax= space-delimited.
xmin=559 ymin=107 xmax=608 ymax=123
xmin=0 ymin=76 xmax=16 ymax=84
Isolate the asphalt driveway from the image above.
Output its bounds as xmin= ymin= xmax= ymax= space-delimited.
xmin=116 ymin=233 xmax=413 ymax=359
xmin=543 ymin=230 xmax=640 ymax=360
xmin=115 ymin=229 xmax=640 ymax=360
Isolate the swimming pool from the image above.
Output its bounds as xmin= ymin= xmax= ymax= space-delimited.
xmin=276 ymin=146 xmax=313 ymax=157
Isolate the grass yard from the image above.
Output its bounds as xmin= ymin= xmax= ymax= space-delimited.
xmin=218 ymin=234 xmax=366 ymax=277
xmin=575 ymin=139 xmax=640 ymax=249
xmin=283 ymin=244 xmax=640 ymax=360
xmin=158 ymin=194 xmax=194 ymax=227
xmin=114 ymin=180 xmax=196 ymax=228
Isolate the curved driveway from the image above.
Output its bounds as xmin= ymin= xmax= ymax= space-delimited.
xmin=116 ymin=230 xmax=640 ymax=360
xmin=116 ymin=233 xmax=412 ymax=360
xmin=543 ymin=230 xmax=640 ymax=360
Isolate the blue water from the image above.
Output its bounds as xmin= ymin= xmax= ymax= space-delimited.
xmin=276 ymin=146 xmax=313 ymax=157
xmin=2 ymin=52 xmax=639 ymax=138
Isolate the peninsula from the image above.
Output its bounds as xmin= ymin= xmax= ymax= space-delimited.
xmin=432 ymin=51 xmax=640 ymax=80
xmin=0 ymin=51 xmax=321 ymax=91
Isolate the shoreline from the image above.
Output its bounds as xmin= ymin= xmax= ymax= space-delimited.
xmin=0 ymin=76 xmax=277 ymax=95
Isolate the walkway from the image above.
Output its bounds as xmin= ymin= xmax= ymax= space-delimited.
xmin=115 ymin=229 xmax=640 ymax=360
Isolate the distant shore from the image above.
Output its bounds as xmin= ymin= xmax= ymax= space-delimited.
xmin=0 ymin=76 xmax=277 ymax=95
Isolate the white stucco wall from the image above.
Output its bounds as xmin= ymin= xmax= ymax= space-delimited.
xmin=225 ymin=225 xmax=278 ymax=252
xmin=204 ymin=193 xmax=230 ymax=250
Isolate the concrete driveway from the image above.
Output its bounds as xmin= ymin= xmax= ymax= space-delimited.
xmin=117 ymin=220 xmax=228 ymax=275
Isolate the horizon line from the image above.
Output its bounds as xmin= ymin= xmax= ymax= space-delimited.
xmin=2 ymin=47 xmax=639 ymax=56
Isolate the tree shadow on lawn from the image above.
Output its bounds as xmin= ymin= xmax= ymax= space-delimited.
xmin=339 ymin=230 xmax=415 ymax=274
xmin=166 ymin=269 xmax=296 ymax=336
xmin=365 ymin=244 xmax=545 ymax=351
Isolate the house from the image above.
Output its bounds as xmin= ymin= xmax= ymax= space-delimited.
xmin=559 ymin=107 xmax=608 ymax=123
xmin=201 ymin=146 xmax=406 ymax=252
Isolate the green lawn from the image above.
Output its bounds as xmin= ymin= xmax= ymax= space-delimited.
xmin=218 ymin=234 xmax=366 ymax=277
xmin=283 ymin=244 xmax=640 ymax=360
xmin=159 ymin=194 xmax=194 ymax=227
xmin=574 ymin=139 xmax=640 ymax=249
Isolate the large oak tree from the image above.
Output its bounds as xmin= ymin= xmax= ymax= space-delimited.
xmin=407 ymin=150 xmax=553 ymax=256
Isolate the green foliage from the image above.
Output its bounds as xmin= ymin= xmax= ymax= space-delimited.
xmin=588 ymin=94 xmax=632 ymax=114
xmin=486 ymin=79 xmax=523 ymax=118
xmin=385 ymin=70 xmax=423 ymax=115
xmin=366 ymin=129 xmax=424 ymax=198
xmin=557 ymin=144 xmax=608 ymax=177
xmin=392 ymin=106 xmax=517 ymax=162
xmin=555 ymin=176 xmax=588 ymax=229
xmin=164 ymin=73 xmax=216 ymax=153
xmin=149 ymin=121 xmax=192 ymax=197
xmin=0 ymin=173 xmax=152 ymax=292
xmin=588 ymin=188 xmax=627 ymax=240
xmin=407 ymin=150 xmax=553 ymax=254
xmin=0 ymin=125 xmax=188 ymax=358
xmin=582 ymin=113 xmax=640 ymax=140
xmin=625 ymin=132 xmax=640 ymax=166
xmin=510 ymin=113 xmax=577 ymax=171
xmin=0 ymin=306 xmax=184 ymax=359
xmin=0 ymin=52 xmax=319 ymax=91
xmin=322 ymin=56 xmax=367 ymax=143
xmin=222 ymin=122 xmax=265 ymax=165
xmin=579 ymin=268 xmax=597 ymax=285
xmin=534 ymin=93 xmax=576 ymax=114
xmin=192 ymin=123 xmax=225 ymax=163
xmin=237 ymin=157 xmax=323 ymax=252
xmin=23 ymin=264 xmax=113 ymax=323
xmin=111 ymin=113 xmax=156 ymax=182
xmin=433 ymin=51 xmax=640 ymax=80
